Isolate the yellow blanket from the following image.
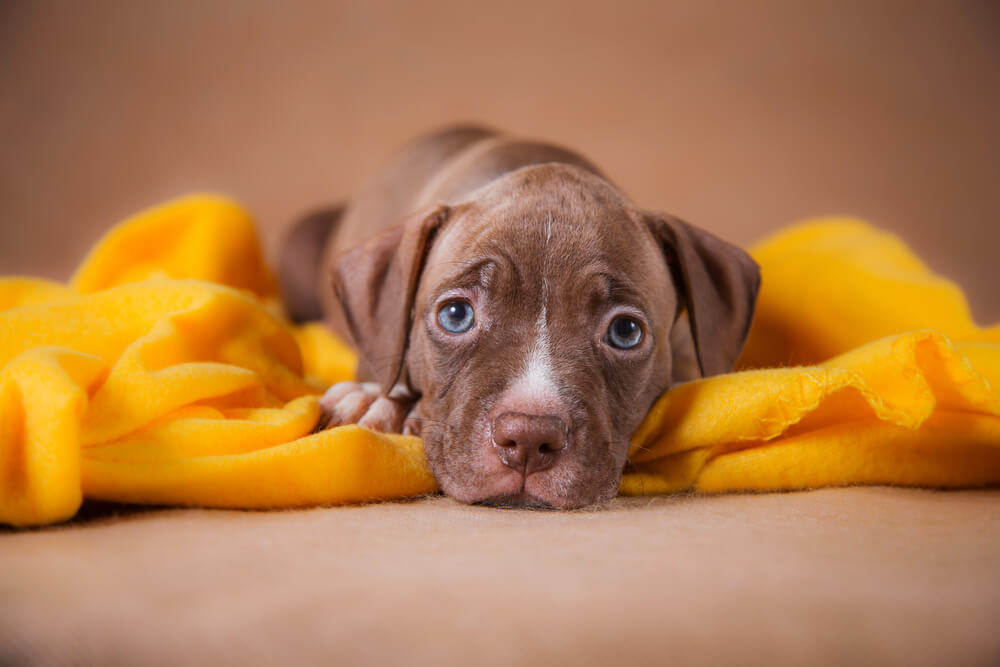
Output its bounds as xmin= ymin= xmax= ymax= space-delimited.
xmin=2 ymin=196 xmax=998 ymax=526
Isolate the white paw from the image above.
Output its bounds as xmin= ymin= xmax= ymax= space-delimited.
xmin=317 ymin=381 xmax=415 ymax=434
xmin=402 ymin=405 xmax=423 ymax=436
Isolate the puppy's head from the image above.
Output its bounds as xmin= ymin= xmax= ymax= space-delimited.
xmin=333 ymin=165 xmax=759 ymax=509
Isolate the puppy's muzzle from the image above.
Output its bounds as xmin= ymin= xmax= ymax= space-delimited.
xmin=491 ymin=412 xmax=568 ymax=475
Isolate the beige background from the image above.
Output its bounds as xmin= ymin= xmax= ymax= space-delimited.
xmin=1 ymin=0 xmax=998 ymax=321
xmin=2 ymin=3 xmax=999 ymax=666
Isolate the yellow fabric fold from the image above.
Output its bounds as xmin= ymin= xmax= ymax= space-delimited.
xmin=70 ymin=195 xmax=278 ymax=300
xmin=1 ymin=195 xmax=997 ymax=526
xmin=623 ymin=332 xmax=1000 ymax=495
xmin=736 ymin=219 xmax=1000 ymax=368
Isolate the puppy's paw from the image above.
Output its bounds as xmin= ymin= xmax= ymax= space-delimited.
xmin=357 ymin=395 xmax=413 ymax=434
xmin=316 ymin=381 xmax=416 ymax=434
xmin=316 ymin=381 xmax=378 ymax=431
xmin=402 ymin=405 xmax=423 ymax=437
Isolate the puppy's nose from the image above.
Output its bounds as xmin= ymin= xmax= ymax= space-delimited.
xmin=492 ymin=412 xmax=567 ymax=475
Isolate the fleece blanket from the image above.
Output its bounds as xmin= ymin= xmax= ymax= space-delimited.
xmin=1 ymin=196 xmax=998 ymax=526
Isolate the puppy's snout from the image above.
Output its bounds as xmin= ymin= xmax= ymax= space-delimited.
xmin=492 ymin=412 xmax=567 ymax=475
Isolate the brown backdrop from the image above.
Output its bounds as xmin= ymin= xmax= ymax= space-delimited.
xmin=1 ymin=0 xmax=998 ymax=322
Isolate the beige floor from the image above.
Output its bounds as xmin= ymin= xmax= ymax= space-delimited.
xmin=2 ymin=489 xmax=999 ymax=666
xmin=2 ymin=2 xmax=999 ymax=665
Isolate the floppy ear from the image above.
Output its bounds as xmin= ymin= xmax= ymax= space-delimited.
xmin=644 ymin=213 xmax=761 ymax=377
xmin=331 ymin=203 xmax=452 ymax=391
xmin=279 ymin=204 xmax=344 ymax=323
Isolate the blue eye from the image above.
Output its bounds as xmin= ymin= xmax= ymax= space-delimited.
xmin=606 ymin=316 xmax=643 ymax=349
xmin=437 ymin=300 xmax=475 ymax=334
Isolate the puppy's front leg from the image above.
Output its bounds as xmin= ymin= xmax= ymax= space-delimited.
xmin=317 ymin=381 xmax=420 ymax=435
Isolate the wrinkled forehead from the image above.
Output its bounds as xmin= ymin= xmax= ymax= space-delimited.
xmin=420 ymin=189 xmax=674 ymax=315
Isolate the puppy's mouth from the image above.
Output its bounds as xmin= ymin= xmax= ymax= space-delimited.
xmin=423 ymin=407 xmax=625 ymax=510
xmin=473 ymin=492 xmax=558 ymax=510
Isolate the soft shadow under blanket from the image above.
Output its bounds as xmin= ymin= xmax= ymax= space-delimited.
xmin=2 ymin=196 xmax=998 ymax=526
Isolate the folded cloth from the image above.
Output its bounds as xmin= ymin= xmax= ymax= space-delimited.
xmin=1 ymin=197 xmax=997 ymax=526
xmin=623 ymin=221 xmax=1000 ymax=495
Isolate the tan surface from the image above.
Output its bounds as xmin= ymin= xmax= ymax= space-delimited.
xmin=2 ymin=489 xmax=999 ymax=666
xmin=2 ymin=2 xmax=1000 ymax=665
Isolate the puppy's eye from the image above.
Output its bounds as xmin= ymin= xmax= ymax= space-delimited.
xmin=606 ymin=316 xmax=643 ymax=350
xmin=437 ymin=300 xmax=475 ymax=334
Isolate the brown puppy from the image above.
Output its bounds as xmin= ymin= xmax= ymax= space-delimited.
xmin=281 ymin=125 xmax=760 ymax=509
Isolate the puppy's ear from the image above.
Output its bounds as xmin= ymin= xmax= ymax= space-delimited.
xmin=331 ymin=203 xmax=452 ymax=391
xmin=279 ymin=204 xmax=344 ymax=323
xmin=644 ymin=213 xmax=761 ymax=377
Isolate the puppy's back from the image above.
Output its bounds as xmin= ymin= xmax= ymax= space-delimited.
xmin=333 ymin=125 xmax=500 ymax=252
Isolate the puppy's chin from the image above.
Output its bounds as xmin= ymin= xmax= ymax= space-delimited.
xmin=433 ymin=464 xmax=621 ymax=510
xmin=474 ymin=493 xmax=558 ymax=510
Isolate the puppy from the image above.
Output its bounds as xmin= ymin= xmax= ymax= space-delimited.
xmin=280 ymin=125 xmax=760 ymax=509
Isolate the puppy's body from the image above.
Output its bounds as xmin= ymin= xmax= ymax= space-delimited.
xmin=282 ymin=125 xmax=759 ymax=509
